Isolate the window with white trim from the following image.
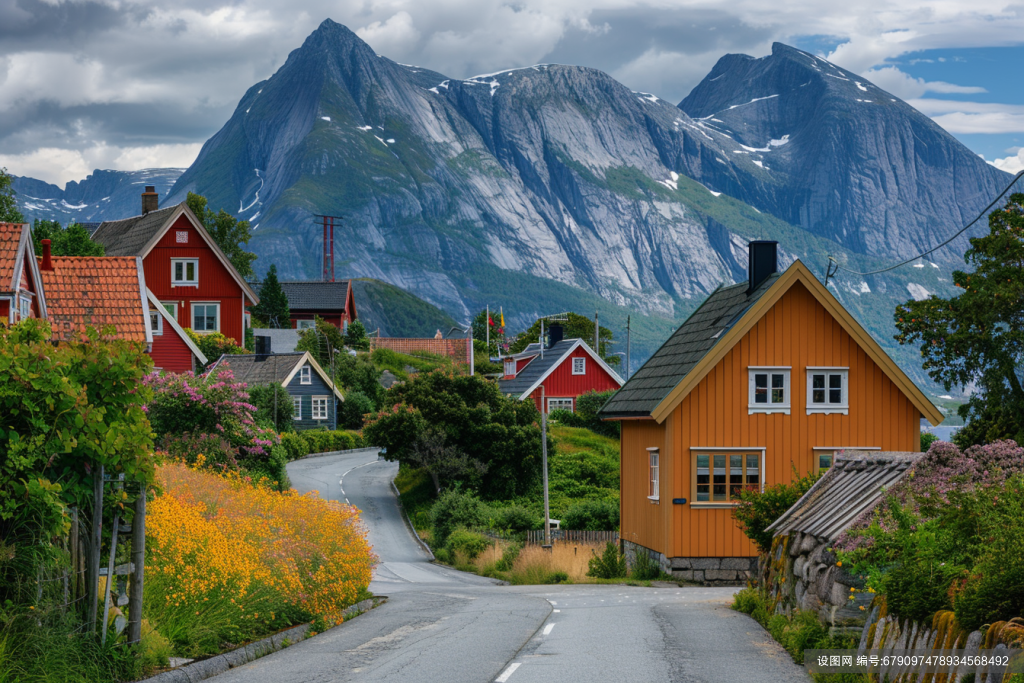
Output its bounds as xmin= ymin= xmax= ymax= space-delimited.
xmin=191 ymin=303 xmax=219 ymax=332
xmin=547 ymin=397 xmax=573 ymax=413
xmin=311 ymin=396 xmax=328 ymax=420
xmin=748 ymin=367 xmax=791 ymax=414
xmin=694 ymin=451 xmax=762 ymax=504
xmin=19 ymin=297 xmax=31 ymax=320
xmin=572 ymin=357 xmax=586 ymax=375
xmin=504 ymin=359 xmax=516 ymax=377
xmin=171 ymin=259 xmax=199 ymax=286
xmin=806 ymin=368 xmax=849 ymax=414
xmin=149 ymin=310 xmax=163 ymax=336
xmin=300 ymin=365 xmax=311 ymax=385
xmin=648 ymin=448 xmax=660 ymax=500
xmin=292 ymin=396 xmax=302 ymax=420
xmin=296 ymin=319 xmax=315 ymax=330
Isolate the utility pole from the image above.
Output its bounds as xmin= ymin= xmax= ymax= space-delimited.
xmin=485 ymin=305 xmax=490 ymax=357
xmin=594 ymin=311 xmax=599 ymax=355
xmin=541 ymin=385 xmax=551 ymax=547
xmin=622 ymin=317 xmax=630 ymax=385
xmin=540 ymin=318 xmax=545 ymax=360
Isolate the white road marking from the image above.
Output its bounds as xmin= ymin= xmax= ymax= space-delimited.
xmin=553 ymin=609 xmax=560 ymax=613
xmin=495 ymin=662 xmax=520 ymax=682
xmin=543 ymin=624 xmax=555 ymax=635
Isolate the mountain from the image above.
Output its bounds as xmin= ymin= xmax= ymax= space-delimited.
xmin=13 ymin=168 xmax=185 ymax=225
xmin=352 ymin=278 xmax=460 ymax=338
xmin=679 ymin=43 xmax=1009 ymax=261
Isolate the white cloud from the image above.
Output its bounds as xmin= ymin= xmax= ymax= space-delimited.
xmin=910 ymin=99 xmax=1024 ymax=134
xmin=356 ymin=11 xmax=420 ymax=57
xmin=0 ymin=143 xmax=200 ymax=187
xmin=990 ymin=148 xmax=1024 ymax=173
xmin=863 ymin=66 xmax=985 ymax=100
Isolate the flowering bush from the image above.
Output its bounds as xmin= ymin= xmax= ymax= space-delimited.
xmin=145 ymin=462 xmax=375 ymax=656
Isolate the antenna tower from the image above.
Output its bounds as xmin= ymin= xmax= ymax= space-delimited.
xmin=315 ymin=215 xmax=341 ymax=282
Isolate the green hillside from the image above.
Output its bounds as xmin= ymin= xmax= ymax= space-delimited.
xmin=352 ymin=278 xmax=461 ymax=338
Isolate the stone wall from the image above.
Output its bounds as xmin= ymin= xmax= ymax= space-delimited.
xmin=622 ymin=540 xmax=755 ymax=585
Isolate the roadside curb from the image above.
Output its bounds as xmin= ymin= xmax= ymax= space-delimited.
xmin=390 ymin=479 xmax=435 ymax=561
xmin=294 ymin=446 xmax=379 ymax=462
xmin=138 ymin=596 xmax=386 ymax=683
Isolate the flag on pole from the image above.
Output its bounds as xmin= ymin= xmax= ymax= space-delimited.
xmin=488 ymin=316 xmax=494 ymax=326
xmin=500 ymin=309 xmax=505 ymax=328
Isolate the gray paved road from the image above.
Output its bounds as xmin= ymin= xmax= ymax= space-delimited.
xmin=206 ymin=449 xmax=809 ymax=683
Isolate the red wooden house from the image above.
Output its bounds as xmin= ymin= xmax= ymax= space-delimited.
xmin=146 ymin=289 xmax=209 ymax=372
xmin=0 ymin=222 xmax=47 ymax=323
xmin=497 ymin=325 xmax=624 ymax=413
xmin=278 ymin=280 xmax=357 ymax=330
xmin=91 ymin=187 xmax=259 ymax=346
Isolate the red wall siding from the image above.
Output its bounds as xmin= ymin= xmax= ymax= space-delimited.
xmin=291 ymin=311 xmax=345 ymax=329
xmin=149 ymin=329 xmax=194 ymax=373
xmin=527 ymin=347 xmax=621 ymax=412
xmin=143 ymin=215 xmax=247 ymax=345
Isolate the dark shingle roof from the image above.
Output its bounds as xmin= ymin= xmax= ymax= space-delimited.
xmin=278 ymin=281 xmax=351 ymax=310
xmin=91 ymin=205 xmax=179 ymax=256
xmin=599 ymin=275 xmax=780 ymax=418
xmin=497 ymin=339 xmax=581 ymax=397
xmin=210 ymin=353 xmax=305 ymax=385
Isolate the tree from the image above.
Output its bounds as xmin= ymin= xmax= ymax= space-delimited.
xmin=344 ymin=319 xmax=370 ymax=351
xmin=249 ymin=382 xmax=294 ymax=432
xmin=296 ymin=316 xmax=344 ymax=371
xmin=0 ymin=168 xmax=24 ymax=223
xmin=339 ymin=390 xmax=375 ymax=429
xmin=507 ymin=312 xmax=620 ymax=366
xmin=408 ymin=429 xmax=488 ymax=494
xmin=472 ymin=308 xmax=509 ymax=356
xmin=363 ymin=371 xmax=543 ymax=500
xmin=31 ymin=219 xmax=104 ymax=256
xmin=894 ymin=193 xmax=1024 ymax=447
xmin=251 ymin=264 xmax=290 ymax=328
xmin=186 ymin=192 xmax=257 ymax=278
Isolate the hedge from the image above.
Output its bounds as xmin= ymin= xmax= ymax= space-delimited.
xmin=279 ymin=430 xmax=366 ymax=460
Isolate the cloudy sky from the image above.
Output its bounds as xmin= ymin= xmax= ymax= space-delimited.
xmin=3 ymin=0 xmax=1024 ymax=186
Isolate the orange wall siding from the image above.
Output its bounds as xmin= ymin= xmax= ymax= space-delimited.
xmin=619 ymin=419 xmax=667 ymax=554
xmin=621 ymin=281 xmax=922 ymax=559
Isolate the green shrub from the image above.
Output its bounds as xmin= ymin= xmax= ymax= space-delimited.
xmin=733 ymin=470 xmax=820 ymax=553
xmin=544 ymin=571 xmax=569 ymax=584
xmin=489 ymin=504 xmax=540 ymax=533
xmin=240 ymin=444 xmax=291 ymax=491
xmin=249 ymin=383 xmax=294 ymax=432
xmin=340 ymin=390 xmax=375 ymax=429
xmin=430 ymin=490 xmax=486 ymax=547
xmin=277 ymin=430 xmax=362 ymax=461
xmin=445 ymin=529 xmax=492 ymax=560
xmin=495 ymin=544 xmax=522 ymax=571
xmin=630 ymin=550 xmax=662 ymax=580
xmin=921 ymin=431 xmax=939 ymax=452
xmin=587 ymin=541 xmax=627 ymax=579
xmin=732 ymin=587 xmax=762 ymax=616
xmin=562 ymin=499 xmax=619 ymax=531
xmin=433 ymin=548 xmax=452 ymax=564
xmin=548 ymin=408 xmax=586 ymax=428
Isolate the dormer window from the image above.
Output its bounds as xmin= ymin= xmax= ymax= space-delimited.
xmin=504 ymin=359 xmax=516 ymax=377
xmin=748 ymin=367 xmax=791 ymax=414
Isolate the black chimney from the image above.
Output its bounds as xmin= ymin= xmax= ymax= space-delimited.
xmin=547 ymin=323 xmax=564 ymax=349
xmin=255 ymin=335 xmax=271 ymax=356
xmin=747 ymin=240 xmax=778 ymax=294
xmin=141 ymin=186 xmax=158 ymax=214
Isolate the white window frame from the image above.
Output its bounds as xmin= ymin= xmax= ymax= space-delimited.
xmin=292 ymin=396 xmax=302 ymax=420
xmin=311 ymin=396 xmax=328 ymax=421
xmin=300 ymin=365 xmax=312 ymax=385
xmin=171 ymin=259 xmax=199 ymax=287
xmin=296 ymin=319 xmax=316 ymax=330
xmin=19 ymin=296 xmax=31 ymax=320
xmin=572 ymin=357 xmax=586 ymax=375
xmin=648 ymin=447 xmax=660 ymax=501
xmin=149 ymin=309 xmax=163 ymax=336
xmin=691 ymin=447 xmax=766 ymax=507
xmin=504 ymin=359 xmax=516 ymax=377
xmin=161 ymin=302 xmax=177 ymax=321
xmin=806 ymin=367 xmax=850 ymax=415
xmin=547 ymin=397 xmax=574 ymax=413
xmin=812 ymin=446 xmax=880 ymax=473
xmin=190 ymin=302 xmax=220 ymax=333
xmin=748 ymin=367 xmax=791 ymax=414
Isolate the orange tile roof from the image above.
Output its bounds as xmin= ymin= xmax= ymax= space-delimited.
xmin=39 ymin=256 xmax=149 ymax=343
xmin=0 ymin=223 xmax=28 ymax=289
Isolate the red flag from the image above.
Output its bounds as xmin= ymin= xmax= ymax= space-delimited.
xmin=488 ymin=316 xmax=494 ymax=326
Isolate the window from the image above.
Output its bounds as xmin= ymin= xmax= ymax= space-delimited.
xmin=504 ymin=359 xmax=516 ymax=377
xmin=171 ymin=259 xmax=199 ymax=286
xmin=807 ymin=368 xmax=849 ymax=414
xmin=813 ymin=446 xmax=879 ymax=473
xmin=572 ymin=357 xmax=586 ymax=375
xmin=244 ymin=312 xmax=251 ymax=329
xmin=19 ymin=297 xmax=31 ymax=320
xmin=162 ymin=302 xmax=177 ymax=320
xmin=547 ymin=397 xmax=573 ymax=413
xmin=299 ymin=366 xmax=311 ymax=385
xmin=648 ymin=448 xmax=660 ymax=500
xmin=296 ymin=319 xmax=315 ymax=330
xmin=748 ymin=367 xmax=791 ymax=414
xmin=292 ymin=396 xmax=302 ymax=420
xmin=149 ymin=310 xmax=163 ymax=335
xmin=694 ymin=450 xmax=763 ymax=504
xmin=311 ymin=396 xmax=328 ymax=420
xmin=191 ymin=303 xmax=219 ymax=332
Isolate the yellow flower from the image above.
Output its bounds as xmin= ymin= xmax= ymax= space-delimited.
xmin=836 ymin=561 xmax=842 ymax=567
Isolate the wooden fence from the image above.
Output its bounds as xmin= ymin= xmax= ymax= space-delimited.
xmin=525 ymin=530 xmax=619 ymax=545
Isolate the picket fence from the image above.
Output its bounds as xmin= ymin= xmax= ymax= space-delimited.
xmin=524 ymin=530 xmax=619 ymax=545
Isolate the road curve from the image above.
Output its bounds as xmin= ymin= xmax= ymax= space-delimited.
xmin=203 ymin=449 xmax=809 ymax=683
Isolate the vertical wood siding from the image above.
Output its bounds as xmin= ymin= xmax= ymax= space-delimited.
xmin=528 ymin=346 xmax=622 ymax=412
xmin=148 ymin=330 xmax=194 ymax=373
xmin=144 ymin=215 xmax=246 ymax=345
xmin=620 ymin=282 xmax=922 ymax=559
xmin=620 ymin=419 xmax=666 ymax=553
xmin=286 ymin=364 xmax=339 ymax=431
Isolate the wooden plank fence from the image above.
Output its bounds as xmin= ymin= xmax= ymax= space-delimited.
xmin=525 ymin=530 xmax=619 ymax=545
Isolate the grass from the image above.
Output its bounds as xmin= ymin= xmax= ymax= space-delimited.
xmin=370 ymin=347 xmax=456 ymax=381
xmin=461 ymin=540 xmax=655 ymax=586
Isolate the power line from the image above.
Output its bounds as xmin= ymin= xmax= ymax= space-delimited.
xmin=826 ymin=170 xmax=1024 ymax=280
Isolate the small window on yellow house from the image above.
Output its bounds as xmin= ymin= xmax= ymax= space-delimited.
xmin=647 ymin=448 xmax=659 ymax=501
xmin=812 ymin=447 xmax=880 ymax=473
xmin=693 ymin=451 xmax=762 ymax=504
